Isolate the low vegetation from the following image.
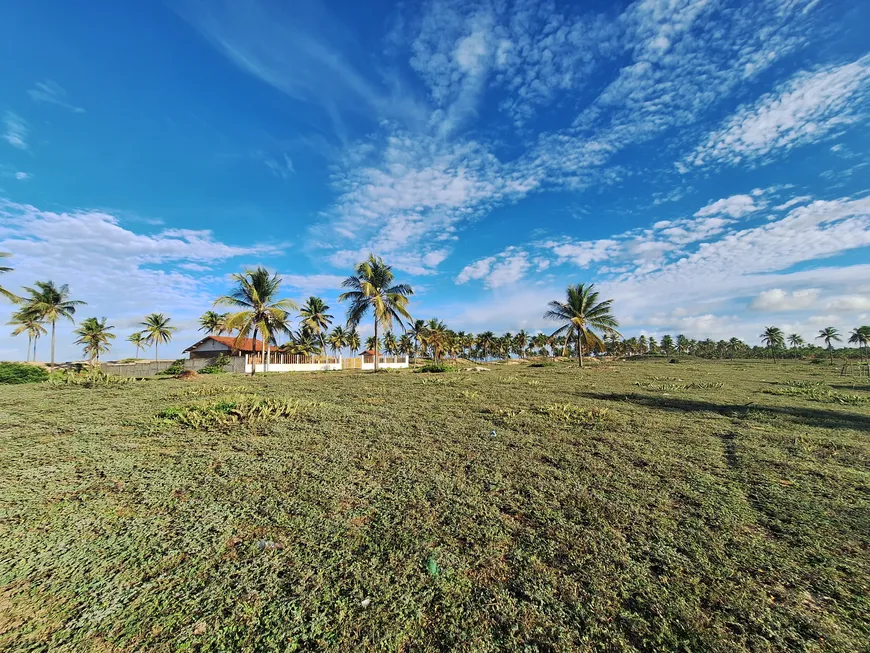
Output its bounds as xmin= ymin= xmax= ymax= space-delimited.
xmin=0 ymin=362 xmax=48 ymax=384
xmin=1 ymin=358 xmax=867 ymax=651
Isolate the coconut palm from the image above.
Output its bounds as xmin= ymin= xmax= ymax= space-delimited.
xmin=338 ymin=255 xmax=413 ymax=372
xmin=760 ymin=326 xmax=785 ymax=362
xmin=544 ymin=284 xmax=619 ymax=368
xmin=398 ymin=333 xmax=414 ymax=358
xmin=127 ymin=332 xmax=146 ymax=359
xmin=299 ymin=296 xmax=334 ymax=354
xmin=0 ymin=252 xmax=21 ymax=302
xmin=281 ymin=327 xmax=321 ymax=356
xmin=816 ymin=327 xmax=842 ymax=365
xmin=347 ymin=328 xmax=361 ymax=357
xmin=660 ymin=335 xmax=675 ymax=355
xmin=215 ymin=267 xmax=298 ymax=375
xmin=73 ymin=317 xmax=116 ymax=362
xmin=326 ymin=326 xmax=348 ymax=357
xmin=199 ymin=311 xmax=228 ymax=334
xmin=420 ymin=319 xmax=450 ymax=363
xmin=20 ymin=281 xmax=86 ymax=370
xmin=382 ymin=331 xmax=398 ymax=357
xmin=849 ymin=326 xmax=870 ymax=361
xmin=409 ymin=319 xmax=427 ymax=363
xmin=787 ymin=333 xmax=804 ymax=349
xmin=8 ymin=309 xmax=47 ymax=362
xmin=365 ymin=335 xmax=378 ymax=352
xmin=513 ymin=330 xmax=529 ymax=358
xmin=476 ymin=331 xmax=495 ymax=361
xmin=140 ymin=313 xmax=177 ymax=369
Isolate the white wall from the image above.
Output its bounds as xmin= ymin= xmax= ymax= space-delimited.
xmin=245 ymin=362 xmax=342 ymax=373
xmin=192 ymin=339 xmax=233 ymax=353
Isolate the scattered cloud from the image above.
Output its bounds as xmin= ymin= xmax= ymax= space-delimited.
xmin=3 ymin=112 xmax=28 ymax=150
xmin=264 ymin=153 xmax=295 ymax=179
xmin=27 ymin=80 xmax=85 ymax=113
xmin=14 ymin=171 xmax=31 ymax=181
xmin=750 ymin=288 xmax=819 ymax=312
xmin=687 ymin=54 xmax=870 ymax=168
xmin=279 ymin=273 xmax=347 ymax=295
xmin=694 ymin=194 xmax=761 ymax=219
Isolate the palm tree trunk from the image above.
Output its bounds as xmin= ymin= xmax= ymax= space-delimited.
xmin=50 ymin=321 xmax=56 ymax=371
xmin=577 ymin=330 xmax=583 ymax=368
xmin=829 ymin=345 xmax=834 ymax=365
xmin=26 ymin=335 xmax=31 ymax=362
xmin=373 ymin=320 xmax=379 ymax=372
xmin=251 ymin=328 xmax=258 ymax=376
xmin=155 ymin=341 xmax=159 ymax=373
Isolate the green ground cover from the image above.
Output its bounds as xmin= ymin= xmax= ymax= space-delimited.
xmin=0 ymin=359 xmax=867 ymax=652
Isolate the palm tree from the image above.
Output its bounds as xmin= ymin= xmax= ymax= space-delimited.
xmin=513 ymin=330 xmax=529 ymax=358
xmin=347 ymin=328 xmax=361 ymax=357
xmin=544 ymin=284 xmax=619 ymax=368
xmin=382 ymin=331 xmax=398 ymax=357
xmin=398 ymin=333 xmax=414 ymax=359
xmin=127 ymin=332 xmax=146 ymax=359
xmin=199 ymin=310 xmax=228 ymax=334
xmin=476 ymin=331 xmax=495 ymax=361
xmin=849 ymin=326 xmax=870 ymax=361
xmin=365 ymin=335 xmax=378 ymax=352
xmin=140 ymin=313 xmax=177 ymax=370
xmin=8 ymin=309 xmax=47 ymax=362
xmin=760 ymin=326 xmax=785 ymax=362
xmin=299 ymin=296 xmax=334 ymax=354
xmin=409 ymin=319 xmax=427 ymax=363
xmin=420 ymin=319 xmax=450 ymax=363
xmin=73 ymin=317 xmax=116 ymax=362
xmin=215 ymin=267 xmax=298 ymax=375
xmin=327 ymin=325 xmax=348 ymax=358
xmin=21 ymin=281 xmax=86 ymax=370
xmin=660 ymin=335 xmax=675 ymax=355
xmin=787 ymin=333 xmax=804 ymax=349
xmin=338 ymin=255 xmax=413 ymax=372
xmin=0 ymin=252 xmax=21 ymax=302
xmin=816 ymin=327 xmax=842 ymax=365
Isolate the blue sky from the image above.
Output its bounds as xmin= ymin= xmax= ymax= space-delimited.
xmin=1 ymin=0 xmax=869 ymax=360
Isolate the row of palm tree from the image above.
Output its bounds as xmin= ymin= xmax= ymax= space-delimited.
xmin=760 ymin=326 xmax=870 ymax=364
xmin=4 ymin=250 xmax=868 ymax=370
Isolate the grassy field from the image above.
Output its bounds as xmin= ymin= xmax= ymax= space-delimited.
xmin=0 ymin=359 xmax=868 ymax=652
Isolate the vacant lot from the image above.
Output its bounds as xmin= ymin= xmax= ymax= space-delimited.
xmin=0 ymin=359 xmax=868 ymax=652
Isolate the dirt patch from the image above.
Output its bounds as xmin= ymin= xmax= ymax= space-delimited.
xmin=175 ymin=370 xmax=199 ymax=381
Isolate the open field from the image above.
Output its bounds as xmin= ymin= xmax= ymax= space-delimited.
xmin=1 ymin=359 xmax=868 ymax=652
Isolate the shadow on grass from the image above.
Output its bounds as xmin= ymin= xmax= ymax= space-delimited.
xmin=582 ymin=392 xmax=870 ymax=431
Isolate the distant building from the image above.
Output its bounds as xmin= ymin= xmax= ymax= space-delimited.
xmin=183 ymin=335 xmax=265 ymax=359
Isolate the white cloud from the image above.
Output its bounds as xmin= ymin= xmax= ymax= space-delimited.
xmin=688 ymin=54 xmax=870 ymax=168
xmin=265 ymin=153 xmax=295 ymax=179
xmin=14 ymin=172 xmax=31 ymax=181
xmin=3 ymin=112 xmax=28 ymax=150
xmin=750 ymin=288 xmax=819 ymax=311
xmin=774 ymin=196 xmax=813 ymax=210
xmin=0 ymin=198 xmax=281 ymax=360
xmin=825 ymin=295 xmax=870 ymax=312
xmin=27 ymin=80 xmax=85 ymax=113
xmin=279 ymin=273 xmax=347 ymax=295
xmin=694 ymin=194 xmax=761 ymax=219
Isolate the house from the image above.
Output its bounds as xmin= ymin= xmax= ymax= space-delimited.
xmin=183 ymin=335 xmax=266 ymax=359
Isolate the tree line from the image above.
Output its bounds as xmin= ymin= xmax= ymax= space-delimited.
xmin=3 ymin=251 xmax=868 ymax=371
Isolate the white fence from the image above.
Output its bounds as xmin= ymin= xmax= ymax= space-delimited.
xmin=244 ymin=354 xmax=409 ymax=373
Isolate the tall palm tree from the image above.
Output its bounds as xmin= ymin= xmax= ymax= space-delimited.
xmin=382 ymin=331 xmax=398 ymax=357
xmin=409 ymin=319 xmax=427 ymax=363
xmin=848 ymin=327 xmax=867 ymax=361
xmin=477 ymin=331 xmax=495 ymax=361
xmin=760 ymin=326 xmax=785 ymax=362
xmin=21 ymin=281 xmax=86 ymax=370
xmin=365 ymin=335 xmax=378 ymax=352
xmin=299 ymin=296 xmax=334 ymax=354
xmin=787 ymin=333 xmax=804 ymax=349
xmin=215 ymin=267 xmax=298 ymax=375
xmin=347 ymin=328 xmax=361 ymax=357
xmin=73 ymin=317 xmax=116 ymax=362
xmin=8 ymin=309 xmax=47 ymax=362
xmin=544 ymin=284 xmax=619 ymax=368
xmin=327 ymin=325 xmax=348 ymax=358
xmin=338 ymin=255 xmax=413 ymax=372
xmin=141 ymin=313 xmax=177 ymax=370
xmin=660 ymin=335 xmax=675 ymax=355
xmin=127 ymin=331 xmax=146 ymax=359
xmin=816 ymin=327 xmax=842 ymax=365
xmin=199 ymin=311 xmax=228 ymax=334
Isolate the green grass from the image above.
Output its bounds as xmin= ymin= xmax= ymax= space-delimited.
xmin=0 ymin=362 xmax=48 ymax=385
xmin=0 ymin=359 xmax=868 ymax=652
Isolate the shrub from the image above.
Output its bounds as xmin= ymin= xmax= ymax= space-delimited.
xmin=160 ymin=359 xmax=186 ymax=376
xmin=528 ymin=361 xmax=555 ymax=368
xmin=46 ymin=368 xmax=137 ymax=387
xmin=155 ymin=396 xmax=324 ymax=429
xmin=0 ymin=362 xmax=49 ymax=385
xmin=199 ymin=354 xmax=231 ymax=375
xmin=416 ymin=363 xmax=455 ymax=373
xmin=537 ymin=403 xmax=615 ymax=427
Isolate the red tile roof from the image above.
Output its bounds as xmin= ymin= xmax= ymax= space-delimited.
xmin=184 ymin=335 xmax=266 ymax=353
